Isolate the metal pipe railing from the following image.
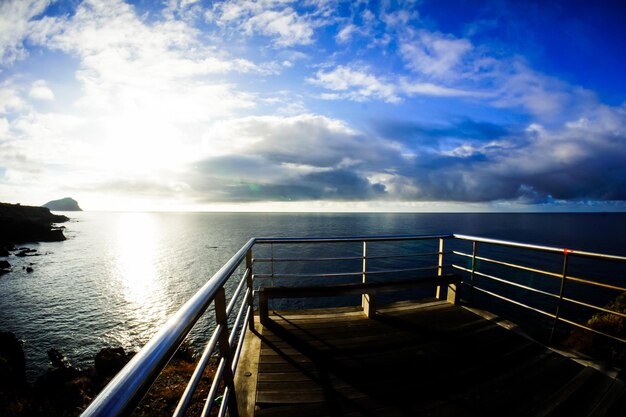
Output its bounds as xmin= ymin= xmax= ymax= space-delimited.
xmin=81 ymin=238 xmax=255 ymax=417
xmin=452 ymin=234 xmax=626 ymax=345
xmin=82 ymin=232 xmax=625 ymax=417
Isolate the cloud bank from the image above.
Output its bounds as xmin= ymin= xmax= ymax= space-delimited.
xmin=0 ymin=0 xmax=624 ymax=211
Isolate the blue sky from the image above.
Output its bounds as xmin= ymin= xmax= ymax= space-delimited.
xmin=1 ymin=0 xmax=625 ymax=211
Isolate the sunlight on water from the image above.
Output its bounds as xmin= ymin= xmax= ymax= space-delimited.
xmin=110 ymin=213 xmax=171 ymax=348
xmin=114 ymin=213 xmax=160 ymax=303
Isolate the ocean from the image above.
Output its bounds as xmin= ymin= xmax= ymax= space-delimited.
xmin=1 ymin=211 xmax=625 ymax=380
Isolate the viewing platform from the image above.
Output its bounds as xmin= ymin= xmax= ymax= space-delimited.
xmin=238 ymin=300 xmax=625 ymax=416
xmin=80 ymin=234 xmax=626 ymax=417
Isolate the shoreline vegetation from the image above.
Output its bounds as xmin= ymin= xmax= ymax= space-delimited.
xmin=0 ymin=332 xmax=217 ymax=417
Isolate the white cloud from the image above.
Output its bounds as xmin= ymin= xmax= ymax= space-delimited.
xmin=0 ymin=83 xmax=24 ymax=113
xmin=307 ymin=65 xmax=400 ymax=103
xmin=400 ymin=80 xmax=483 ymax=98
xmin=308 ymin=65 xmax=483 ymax=102
xmin=208 ymin=0 xmax=331 ymax=47
xmin=0 ymin=0 xmax=50 ymax=65
xmin=243 ymin=8 xmax=314 ymax=46
xmin=29 ymin=79 xmax=55 ymax=101
xmin=400 ymin=30 xmax=472 ymax=79
xmin=335 ymin=23 xmax=357 ymax=43
xmin=27 ymin=0 xmax=258 ymax=121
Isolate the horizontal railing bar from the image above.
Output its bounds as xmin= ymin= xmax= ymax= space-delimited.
xmin=231 ymin=306 xmax=252 ymax=374
xmin=455 ymin=251 xmax=626 ymax=292
xmin=454 ymin=234 xmax=626 ymax=262
xmin=201 ymin=357 xmax=227 ymax=417
xmin=365 ymin=265 xmax=443 ymax=275
xmin=255 ymin=234 xmax=453 ymax=244
xmin=255 ymin=271 xmax=362 ymax=279
xmin=557 ymin=316 xmax=626 ymax=344
xmin=452 ymin=265 xmax=559 ymax=299
xmin=453 ymin=251 xmax=562 ymax=279
xmin=254 ymin=264 xmax=449 ymax=280
xmin=565 ymin=276 xmax=626 ymax=292
xmin=254 ymin=256 xmax=362 ymax=263
xmin=470 ymin=285 xmax=557 ymax=319
xmin=366 ymin=251 xmax=448 ymax=260
xmin=172 ymin=324 xmax=224 ymax=417
xmin=253 ymin=251 xmax=448 ymax=264
xmin=217 ymin=386 xmax=231 ymax=417
xmin=82 ymin=238 xmax=256 ymax=417
xmin=561 ymin=296 xmax=626 ymax=319
xmin=226 ymin=270 xmax=249 ymax=318
xmin=228 ymin=289 xmax=250 ymax=347
xmin=471 ymin=285 xmax=626 ymax=344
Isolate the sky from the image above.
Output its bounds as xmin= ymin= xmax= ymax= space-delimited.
xmin=1 ymin=0 xmax=625 ymax=212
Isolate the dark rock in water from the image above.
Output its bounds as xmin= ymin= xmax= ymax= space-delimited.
xmin=42 ymin=197 xmax=82 ymax=212
xmin=0 ymin=202 xmax=68 ymax=244
xmin=95 ymin=347 xmax=134 ymax=377
xmin=26 ymin=267 xmax=34 ymax=273
xmin=47 ymin=349 xmax=71 ymax=369
xmin=0 ymin=332 xmax=26 ymax=387
xmin=0 ymin=260 xmax=10 ymax=269
xmin=0 ymin=247 xmax=8 ymax=257
xmin=15 ymin=248 xmax=37 ymax=257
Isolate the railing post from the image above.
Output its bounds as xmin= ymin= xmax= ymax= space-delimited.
xmin=436 ymin=238 xmax=444 ymax=299
xmin=245 ymin=248 xmax=255 ymax=331
xmin=550 ymin=250 xmax=570 ymax=344
xmin=214 ymin=288 xmax=239 ymax=417
xmin=361 ymin=241 xmax=376 ymax=317
xmin=469 ymin=241 xmax=478 ymax=305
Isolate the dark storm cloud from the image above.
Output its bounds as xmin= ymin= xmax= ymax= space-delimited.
xmin=186 ymin=112 xmax=626 ymax=205
xmin=191 ymin=161 xmax=386 ymax=202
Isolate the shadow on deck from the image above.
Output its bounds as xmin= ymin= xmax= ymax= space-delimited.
xmin=235 ymin=300 xmax=626 ymax=417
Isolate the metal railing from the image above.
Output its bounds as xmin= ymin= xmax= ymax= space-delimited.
xmin=451 ymin=234 xmax=626 ymax=344
xmin=81 ymin=233 xmax=626 ymax=417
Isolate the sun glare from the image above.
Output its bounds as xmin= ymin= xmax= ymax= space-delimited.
xmin=114 ymin=212 xmax=160 ymax=303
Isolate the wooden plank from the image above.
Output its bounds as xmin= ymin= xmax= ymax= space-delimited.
xmin=249 ymin=301 xmax=626 ymax=417
xmin=233 ymin=318 xmax=262 ymax=417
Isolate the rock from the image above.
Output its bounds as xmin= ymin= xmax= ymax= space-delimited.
xmin=0 ymin=202 xmax=68 ymax=244
xmin=16 ymin=249 xmax=37 ymax=257
xmin=26 ymin=267 xmax=34 ymax=273
xmin=0 ymin=332 xmax=26 ymax=387
xmin=0 ymin=247 xmax=8 ymax=257
xmin=47 ymin=348 xmax=72 ymax=369
xmin=0 ymin=260 xmax=10 ymax=269
xmin=95 ymin=347 xmax=133 ymax=377
xmin=42 ymin=197 xmax=82 ymax=212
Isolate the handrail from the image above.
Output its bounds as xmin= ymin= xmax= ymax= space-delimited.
xmin=81 ymin=232 xmax=625 ymax=417
xmin=453 ymin=234 xmax=626 ymax=262
xmin=81 ymin=238 xmax=256 ymax=417
xmin=452 ymin=234 xmax=626 ymax=345
xmin=255 ymin=234 xmax=452 ymax=244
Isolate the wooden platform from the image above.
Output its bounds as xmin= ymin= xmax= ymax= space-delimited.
xmin=234 ymin=300 xmax=626 ymax=417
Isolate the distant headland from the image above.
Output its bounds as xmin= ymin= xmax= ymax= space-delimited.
xmin=42 ymin=197 xmax=82 ymax=212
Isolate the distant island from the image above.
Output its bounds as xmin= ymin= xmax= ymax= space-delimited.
xmin=0 ymin=202 xmax=69 ymax=246
xmin=43 ymin=197 xmax=82 ymax=212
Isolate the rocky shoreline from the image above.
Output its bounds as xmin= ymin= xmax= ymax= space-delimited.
xmin=0 ymin=332 xmax=215 ymax=417
xmin=0 ymin=202 xmax=69 ymax=275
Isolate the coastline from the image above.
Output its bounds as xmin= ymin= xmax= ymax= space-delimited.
xmin=0 ymin=202 xmax=69 ymax=275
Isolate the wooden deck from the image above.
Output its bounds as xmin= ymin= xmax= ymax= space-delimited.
xmin=234 ymin=300 xmax=626 ymax=417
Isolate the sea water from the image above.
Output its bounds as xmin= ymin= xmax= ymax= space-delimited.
xmin=1 ymin=211 xmax=625 ymax=379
